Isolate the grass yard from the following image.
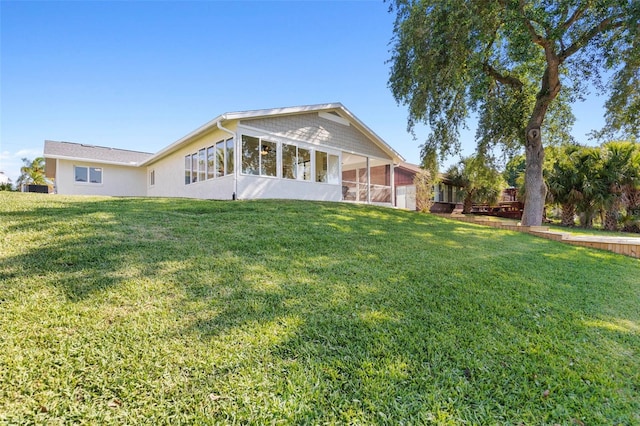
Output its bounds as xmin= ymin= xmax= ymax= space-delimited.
xmin=1 ymin=193 xmax=638 ymax=425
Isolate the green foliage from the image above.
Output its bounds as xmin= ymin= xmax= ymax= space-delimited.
xmin=447 ymin=155 xmax=506 ymax=213
xmin=413 ymin=168 xmax=437 ymax=212
xmin=545 ymin=141 xmax=640 ymax=230
xmin=16 ymin=157 xmax=49 ymax=187
xmin=388 ymin=0 xmax=640 ymax=225
xmin=0 ymin=182 xmax=14 ymax=191
xmin=1 ymin=194 xmax=639 ymax=424
xmin=503 ymin=154 xmax=526 ymax=187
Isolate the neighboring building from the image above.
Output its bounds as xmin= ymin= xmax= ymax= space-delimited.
xmin=394 ymin=162 xmax=463 ymax=212
xmin=395 ymin=162 xmax=422 ymax=211
xmin=44 ymin=103 xmax=405 ymax=205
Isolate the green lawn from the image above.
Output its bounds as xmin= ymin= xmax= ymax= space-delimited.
xmin=1 ymin=193 xmax=638 ymax=425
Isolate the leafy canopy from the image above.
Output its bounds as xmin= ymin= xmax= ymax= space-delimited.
xmin=388 ymin=0 xmax=640 ymax=160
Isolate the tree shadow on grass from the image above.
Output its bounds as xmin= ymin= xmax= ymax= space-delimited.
xmin=2 ymin=195 xmax=639 ymax=423
xmin=169 ymin=202 xmax=640 ymax=424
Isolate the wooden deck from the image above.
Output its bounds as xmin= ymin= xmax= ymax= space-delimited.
xmin=435 ymin=213 xmax=640 ymax=259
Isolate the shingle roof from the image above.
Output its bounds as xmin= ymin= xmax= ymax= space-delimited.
xmin=44 ymin=140 xmax=153 ymax=166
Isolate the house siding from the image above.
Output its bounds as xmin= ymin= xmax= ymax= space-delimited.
xmin=55 ymin=159 xmax=147 ymax=196
xmin=240 ymin=113 xmax=390 ymax=160
xmin=146 ymin=124 xmax=237 ymax=200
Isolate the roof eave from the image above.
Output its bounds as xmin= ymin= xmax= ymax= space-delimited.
xmin=44 ymin=154 xmax=144 ymax=167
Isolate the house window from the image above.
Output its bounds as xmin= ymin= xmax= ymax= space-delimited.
xmin=207 ymin=146 xmax=215 ymax=180
xmin=282 ymin=143 xmax=297 ymax=179
xmin=198 ymin=149 xmax=206 ymax=182
xmin=298 ymin=147 xmax=311 ymax=181
xmin=185 ymin=155 xmax=191 ymax=185
xmin=316 ymin=151 xmax=328 ymax=182
xmin=150 ymin=170 xmax=155 ymax=186
xmin=75 ymin=166 xmax=88 ymax=182
xmin=216 ymin=140 xmax=225 ymax=177
xmin=226 ymin=138 xmax=234 ymax=175
xmin=283 ymin=144 xmax=313 ymax=181
xmin=242 ymin=135 xmax=277 ymax=177
xmin=74 ymin=166 xmax=102 ymax=184
xmin=242 ymin=135 xmax=260 ymax=175
xmin=191 ymin=153 xmax=198 ymax=183
xmin=261 ymin=140 xmax=277 ymax=177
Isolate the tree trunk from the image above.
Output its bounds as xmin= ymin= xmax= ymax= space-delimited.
xmin=521 ymin=56 xmax=561 ymax=226
xmin=463 ymin=194 xmax=473 ymax=214
xmin=521 ymin=126 xmax=546 ymax=226
xmin=561 ymin=203 xmax=576 ymax=227
xmin=604 ymin=200 xmax=621 ymax=231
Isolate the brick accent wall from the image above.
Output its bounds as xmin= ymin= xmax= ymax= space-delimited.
xmin=240 ymin=113 xmax=390 ymax=159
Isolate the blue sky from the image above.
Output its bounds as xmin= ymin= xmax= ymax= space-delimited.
xmin=1 ymin=1 xmax=606 ymax=184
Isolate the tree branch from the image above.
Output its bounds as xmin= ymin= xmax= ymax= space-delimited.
xmin=561 ymin=16 xmax=626 ymax=60
xmin=518 ymin=0 xmax=546 ymax=47
xmin=482 ymin=63 xmax=524 ymax=91
xmin=561 ymin=4 xmax=587 ymax=32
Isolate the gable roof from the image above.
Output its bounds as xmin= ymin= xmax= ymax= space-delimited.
xmin=44 ymin=140 xmax=153 ymax=166
xmin=141 ymin=103 xmax=404 ymax=166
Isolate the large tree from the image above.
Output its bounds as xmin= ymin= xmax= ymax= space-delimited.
xmin=388 ymin=0 xmax=640 ymax=226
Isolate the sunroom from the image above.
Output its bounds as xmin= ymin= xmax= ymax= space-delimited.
xmin=134 ymin=103 xmax=403 ymax=203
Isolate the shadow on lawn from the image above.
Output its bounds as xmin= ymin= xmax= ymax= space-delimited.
xmin=2 ymin=195 xmax=639 ymax=422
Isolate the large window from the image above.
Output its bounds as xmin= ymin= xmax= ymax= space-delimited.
xmin=207 ymin=147 xmax=215 ymax=180
xmin=226 ymin=138 xmax=234 ymax=175
xmin=242 ymin=135 xmax=277 ymax=177
xmin=298 ymin=147 xmax=311 ymax=181
xmin=282 ymin=144 xmax=297 ymax=179
xmin=315 ymin=151 xmax=339 ymax=183
xmin=216 ymin=141 xmax=225 ymax=178
xmin=316 ymin=151 xmax=328 ymax=182
xmin=241 ymin=134 xmax=339 ymax=184
xmin=74 ymin=166 xmax=102 ymax=184
xmin=185 ymin=155 xmax=191 ymax=184
xmin=191 ymin=154 xmax=198 ymax=183
xmin=198 ymin=149 xmax=206 ymax=182
xmin=242 ymin=135 xmax=260 ymax=175
xmin=186 ymin=139 xmax=234 ymax=185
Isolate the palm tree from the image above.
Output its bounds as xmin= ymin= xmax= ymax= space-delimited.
xmin=599 ymin=142 xmax=638 ymax=231
xmin=16 ymin=157 xmax=49 ymax=189
xmin=546 ymin=146 xmax=583 ymax=227
xmin=574 ymin=147 xmax=606 ymax=228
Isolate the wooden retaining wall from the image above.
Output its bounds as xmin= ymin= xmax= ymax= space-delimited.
xmin=434 ymin=214 xmax=640 ymax=259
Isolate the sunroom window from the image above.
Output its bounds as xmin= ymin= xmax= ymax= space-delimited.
xmin=242 ymin=135 xmax=277 ymax=177
xmin=315 ymin=151 xmax=339 ymax=183
xmin=216 ymin=140 xmax=225 ymax=177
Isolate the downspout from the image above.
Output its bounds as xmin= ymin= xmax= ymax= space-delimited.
xmin=216 ymin=120 xmax=237 ymax=200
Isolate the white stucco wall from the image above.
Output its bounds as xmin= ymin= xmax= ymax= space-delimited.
xmin=237 ymin=175 xmax=342 ymax=201
xmin=55 ymin=159 xmax=147 ymax=196
xmin=145 ymin=124 xmax=237 ymax=200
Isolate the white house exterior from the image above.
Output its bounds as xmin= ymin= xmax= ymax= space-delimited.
xmin=44 ymin=142 xmax=152 ymax=196
xmin=44 ymin=103 xmax=404 ymax=204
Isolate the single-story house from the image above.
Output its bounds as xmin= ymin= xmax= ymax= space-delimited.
xmin=44 ymin=103 xmax=405 ymax=205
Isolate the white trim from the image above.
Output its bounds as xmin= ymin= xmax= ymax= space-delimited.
xmin=318 ymin=111 xmax=350 ymax=126
xmin=46 ymin=154 xmax=141 ymax=167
